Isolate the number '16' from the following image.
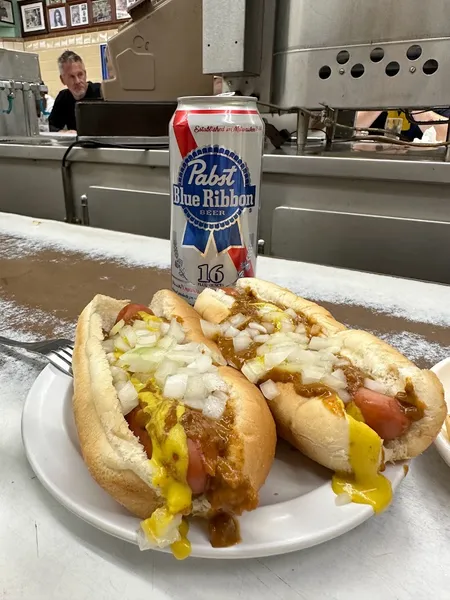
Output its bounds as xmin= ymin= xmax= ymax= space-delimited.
xmin=198 ymin=264 xmax=225 ymax=284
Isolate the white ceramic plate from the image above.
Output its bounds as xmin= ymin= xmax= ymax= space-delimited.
xmin=431 ymin=358 xmax=450 ymax=467
xmin=22 ymin=365 xmax=406 ymax=559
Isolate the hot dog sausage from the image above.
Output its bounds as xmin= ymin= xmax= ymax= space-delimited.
xmin=125 ymin=407 xmax=153 ymax=457
xmin=126 ymin=410 xmax=207 ymax=494
xmin=186 ymin=438 xmax=207 ymax=494
xmin=353 ymin=387 xmax=410 ymax=441
xmin=115 ymin=303 xmax=154 ymax=324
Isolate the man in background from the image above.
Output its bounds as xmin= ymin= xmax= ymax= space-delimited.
xmin=49 ymin=50 xmax=102 ymax=132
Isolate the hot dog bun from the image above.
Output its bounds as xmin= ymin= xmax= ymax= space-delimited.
xmin=73 ymin=293 xmax=276 ymax=535
xmin=194 ymin=278 xmax=446 ymax=473
xmin=150 ymin=290 xmax=276 ymax=491
xmin=73 ymin=295 xmax=161 ymax=518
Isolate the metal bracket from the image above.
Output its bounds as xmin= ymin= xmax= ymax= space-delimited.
xmin=80 ymin=194 xmax=90 ymax=225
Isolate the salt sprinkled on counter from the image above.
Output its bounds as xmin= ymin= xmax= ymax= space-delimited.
xmin=0 ymin=213 xmax=170 ymax=269
xmin=371 ymin=330 xmax=450 ymax=366
xmin=0 ymin=297 xmax=75 ymax=406
xmin=1 ymin=213 xmax=450 ymax=328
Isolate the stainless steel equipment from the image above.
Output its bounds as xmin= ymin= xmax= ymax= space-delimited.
xmin=0 ymin=48 xmax=43 ymax=137
xmin=1 ymin=141 xmax=450 ymax=285
xmin=203 ymin=0 xmax=450 ymax=109
xmin=102 ymin=0 xmax=213 ymax=102
xmin=203 ymin=0 xmax=450 ymax=150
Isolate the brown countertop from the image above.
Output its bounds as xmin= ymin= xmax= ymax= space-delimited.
xmin=1 ymin=216 xmax=449 ymax=369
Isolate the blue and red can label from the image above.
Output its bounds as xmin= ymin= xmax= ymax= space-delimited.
xmin=170 ymin=98 xmax=264 ymax=304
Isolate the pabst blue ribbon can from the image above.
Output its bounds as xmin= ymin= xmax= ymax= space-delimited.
xmin=169 ymin=95 xmax=264 ymax=304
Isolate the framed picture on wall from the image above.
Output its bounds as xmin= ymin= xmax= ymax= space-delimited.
xmin=0 ymin=0 xmax=15 ymax=25
xmin=46 ymin=0 xmax=65 ymax=4
xmin=92 ymin=0 xmax=111 ymax=23
xmin=21 ymin=1 xmax=46 ymax=33
xmin=69 ymin=2 xmax=88 ymax=26
xmin=48 ymin=6 xmax=67 ymax=29
xmin=115 ymin=0 xmax=128 ymax=20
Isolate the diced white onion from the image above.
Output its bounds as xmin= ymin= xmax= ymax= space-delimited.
xmin=102 ymin=338 xmax=115 ymax=353
xmin=157 ymin=336 xmax=177 ymax=350
xmin=242 ymin=358 xmax=267 ymax=384
xmin=322 ymin=373 xmax=348 ymax=390
xmin=284 ymin=308 xmax=297 ymax=319
xmin=121 ymin=325 xmax=137 ymax=348
xmin=212 ymin=390 xmax=228 ymax=402
xmin=335 ymin=492 xmax=352 ymax=506
xmin=135 ymin=334 xmax=158 ymax=346
xmin=245 ymin=327 xmax=259 ymax=339
xmin=266 ymin=311 xmax=284 ymax=323
xmin=318 ymin=351 xmax=337 ymax=364
xmin=165 ymin=345 xmax=200 ymax=363
xmin=117 ymin=380 xmax=139 ymax=415
xmin=132 ymin=320 xmax=149 ymax=331
xmin=334 ymin=358 xmax=349 ymax=368
xmin=260 ymin=379 xmax=280 ymax=401
xmin=154 ymin=359 xmax=179 ymax=387
xmin=295 ymin=324 xmax=306 ymax=334
xmin=262 ymin=321 xmax=275 ymax=333
xmin=308 ymin=337 xmax=333 ymax=351
xmin=160 ymin=322 xmax=170 ymax=335
xmin=183 ymin=397 xmax=205 ymax=410
xmin=115 ymin=337 xmax=130 ymax=353
xmin=254 ymin=334 xmax=270 ymax=344
xmin=118 ymin=347 xmax=166 ymax=373
xmin=332 ymin=369 xmax=347 ymax=384
xmin=135 ymin=329 xmax=152 ymax=337
xmin=286 ymin=332 xmax=308 ymax=344
xmin=164 ymin=373 xmax=188 ymax=400
xmin=184 ymin=375 xmax=208 ymax=403
xmin=175 ymin=341 xmax=201 ymax=352
xmin=229 ymin=313 xmax=248 ymax=328
xmin=111 ymin=365 xmax=128 ymax=382
xmin=248 ymin=322 xmax=267 ymax=333
xmin=224 ymin=325 xmax=240 ymax=338
xmin=338 ymin=389 xmax=351 ymax=404
xmin=233 ymin=333 xmax=252 ymax=352
xmin=110 ymin=319 xmax=125 ymax=336
xmin=203 ymin=372 xmax=228 ymax=393
xmin=187 ymin=354 xmax=213 ymax=373
xmin=200 ymin=319 xmax=221 ymax=340
xmin=301 ymin=374 xmax=322 ymax=385
xmin=202 ymin=394 xmax=226 ymax=420
xmin=363 ymin=378 xmax=386 ymax=394
xmin=286 ymin=347 xmax=318 ymax=363
xmin=264 ymin=332 xmax=294 ymax=345
xmin=264 ymin=347 xmax=295 ymax=369
xmin=280 ymin=321 xmax=295 ymax=333
xmin=168 ymin=319 xmax=186 ymax=343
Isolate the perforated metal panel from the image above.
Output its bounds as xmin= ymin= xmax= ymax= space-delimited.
xmin=271 ymin=206 xmax=450 ymax=284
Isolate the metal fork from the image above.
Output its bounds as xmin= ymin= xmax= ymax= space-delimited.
xmin=0 ymin=336 xmax=74 ymax=377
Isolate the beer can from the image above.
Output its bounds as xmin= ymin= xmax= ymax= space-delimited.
xmin=169 ymin=95 xmax=264 ymax=305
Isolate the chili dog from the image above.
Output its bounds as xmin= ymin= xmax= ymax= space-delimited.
xmin=194 ymin=279 xmax=446 ymax=512
xmin=72 ymin=291 xmax=276 ymax=558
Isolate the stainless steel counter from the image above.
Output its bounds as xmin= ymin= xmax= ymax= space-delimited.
xmin=1 ymin=140 xmax=449 ymax=283
xmin=1 ymin=212 xmax=450 ymax=600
